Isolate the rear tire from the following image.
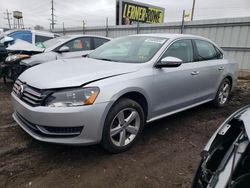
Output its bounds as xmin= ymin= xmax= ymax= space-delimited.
xmin=213 ymin=78 xmax=231 ymax=108
xmin=101 ymin=98 xmax=145 ymax=153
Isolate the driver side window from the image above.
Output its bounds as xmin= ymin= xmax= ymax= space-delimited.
xmin=63 ymin=37 xmax=91 ymax=52
xmin=162 ymin=39 xmax=194 ymax=63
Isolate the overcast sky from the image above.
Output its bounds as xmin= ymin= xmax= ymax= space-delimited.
xmin=0 ymin=0 xmax=250 ymax=29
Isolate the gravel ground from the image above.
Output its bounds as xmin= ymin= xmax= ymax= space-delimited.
xmin=0 ymin=80 xmax=250 ymax=188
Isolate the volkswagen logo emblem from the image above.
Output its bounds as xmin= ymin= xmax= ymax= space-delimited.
xmin=17 ymin=84 xmax=25 ymax=98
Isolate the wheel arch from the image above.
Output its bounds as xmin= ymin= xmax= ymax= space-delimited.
xmin=224 ymin=75 xmax=233 ymax=89
xmin=109 ymin=88 xmax=151 ymax=121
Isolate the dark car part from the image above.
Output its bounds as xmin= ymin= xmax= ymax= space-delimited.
xmin=3 ymin=50 xmax=41 ymax=82
xmin=192 ymin=105 xmax=250 ymax=188
xmin=0 ymin=43 xmax=9 ymax=83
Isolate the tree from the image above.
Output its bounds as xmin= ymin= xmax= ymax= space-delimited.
xmin=34 ymin=25 xmax=44 ymax=30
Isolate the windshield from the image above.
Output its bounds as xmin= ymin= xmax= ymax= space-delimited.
xmin=42 ymin=36 xmax=71 ymax=48
xmin=88 ymin=36 xmax=168 ymax=63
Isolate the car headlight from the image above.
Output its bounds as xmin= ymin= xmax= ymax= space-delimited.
xmin=5 ymin=54 xmax=30 ymax=62
xmin=46 ymin=87 xmax=100 ymax=107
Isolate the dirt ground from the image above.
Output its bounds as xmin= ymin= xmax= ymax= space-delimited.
xmin=0 ymin=80 xmax=250 ymax=188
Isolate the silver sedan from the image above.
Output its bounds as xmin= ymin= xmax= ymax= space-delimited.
xmin=12 ymin=34 xmax=238 ymax=153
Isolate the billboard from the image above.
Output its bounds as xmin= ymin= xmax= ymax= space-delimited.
xmin=116 ymin=0 xmax=165 ymax=25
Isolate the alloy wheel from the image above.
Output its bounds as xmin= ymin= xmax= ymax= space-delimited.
xmin=218 ymin=82 xmax=230 ymax=105
xmin=110 ymin=108 xmax=140 ymax=147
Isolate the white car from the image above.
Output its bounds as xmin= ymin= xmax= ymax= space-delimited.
xmin=5 ymin=35 xmax=111 ymax=80
xmin=12 ymin=34 xmax=238 ymax=153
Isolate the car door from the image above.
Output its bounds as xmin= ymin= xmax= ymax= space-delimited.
xmin=57 ymin=37 xmax=92 ymax=59
xmin=151 ymin=39 xmax=207 ymax=118
xmin=192 ymin=39 xmax=225 ymax=100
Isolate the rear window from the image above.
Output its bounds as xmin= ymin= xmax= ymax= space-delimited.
xmin=195 ymin=40 xmax=221 ymax=61
xmin=93 ymin=38 xmax=109 ymax=49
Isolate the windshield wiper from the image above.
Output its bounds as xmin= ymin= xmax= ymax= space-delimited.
xmin=96 ymin=58 xmax=117 ymax=62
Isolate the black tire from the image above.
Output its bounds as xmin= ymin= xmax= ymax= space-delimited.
xmin=213 ymin=78 xmax=231 ymax=108
xmin=101 ymin=98 xmax=145 ymax=153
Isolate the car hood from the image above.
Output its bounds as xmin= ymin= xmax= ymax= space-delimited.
xmin=18 ymin=58 xmax=141 ymax=89
xmin=7 ymin=39 xmax=44 ymax=52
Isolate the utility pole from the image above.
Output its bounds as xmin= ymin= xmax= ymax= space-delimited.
xmin=3 ymin=9 xmax=12 ymax=29
xmin=51 ymin=0 xmax=56 ymax=30
xmin=180 ymin=10 xmax=190 ymax=33
xmin=191 ymin=0 xmax=196 ymax=21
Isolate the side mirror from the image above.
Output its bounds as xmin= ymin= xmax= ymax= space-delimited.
xmin=156 ymin=56 xmax=183 ymax=68
xmin=3 ymin=36 xmax=14 ymax=43
xmin=58 ymin=46 xmax=70 ymax=53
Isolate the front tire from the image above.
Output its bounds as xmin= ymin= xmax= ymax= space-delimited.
xmin=213 ymin=78 xmax=231 ymax=108
xmin=101 ymin=98 xmax=145 ymax=153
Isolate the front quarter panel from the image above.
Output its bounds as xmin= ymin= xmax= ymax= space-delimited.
xmin=21 ymin=51 xmax=57 ymax=66
xmin=86 ymin=66 xmax=154 ymax=120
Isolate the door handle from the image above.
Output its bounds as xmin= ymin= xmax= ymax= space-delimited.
xmin=191 ymin=71 xmax=199 ymax=76
xmin=218 ymin=67 xmax=224 ymax=71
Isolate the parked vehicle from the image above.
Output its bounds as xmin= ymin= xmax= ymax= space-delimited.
xmin=0 ymin=29 xmax=57 ymax=47
xmin=0 ymin=29 xmax=57 ymax=81
xmin=192 ymin=105 xmax=250 ymax=188
xmin=11 ymin=34 xmax=238 ymax=153
xmin=0 ymin=43 xmax=8 ymax=81
xmin=5 ymin=35 xmax=110 ymax=81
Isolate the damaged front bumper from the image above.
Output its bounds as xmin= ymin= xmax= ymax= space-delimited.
xmin=192 ymin=105 xmax=250 ymax=188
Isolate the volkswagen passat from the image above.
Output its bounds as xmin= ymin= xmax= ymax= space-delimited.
xmin=12 ymin=34 xmax=238 ymax=153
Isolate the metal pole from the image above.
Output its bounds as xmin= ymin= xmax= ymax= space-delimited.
xmin=106 ymin=17 xmax=109 ymax=37
xmin=62 ymin=22 xmax=65 ymax=35
xmin=82 ymin=20 xmax=85 ymax=34
xmin=191 ymin=0 xmax=196 ymax=21
xmin=137 ymin=22 xmax=140 ymax=34
xmin=180 ymin=10 xmax=185 ymax=34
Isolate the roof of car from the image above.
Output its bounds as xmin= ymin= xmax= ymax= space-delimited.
xmin=132 ymin=33 xmax=207 ymax=40
xmin=64 ymin=35 xmax=111 ymax=40
xmin=5 ymin=29 xmax=56 ymax=37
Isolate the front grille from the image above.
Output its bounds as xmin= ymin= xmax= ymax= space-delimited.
xmin=16 ymin=112 xmax=83 ymax=138
xmin=13 ymin=79 xmax=47 ymax=106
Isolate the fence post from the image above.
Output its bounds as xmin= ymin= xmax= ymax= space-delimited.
xmin=82 ymin=20 xmax=85 ymax=34
xmin=106 ymin=17 xmax=109 ymax=37
xmin=62 ymin=22 xmax=65 ymax=35
xmin=137 ymin=22 xmax=140 ymax=34
xmin=180 ymin=10 xmax=185 ymax=34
